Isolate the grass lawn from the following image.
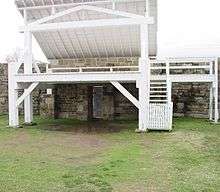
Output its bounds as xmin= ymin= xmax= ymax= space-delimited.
xmin=0 ymin=115 xmax=219 ymax=192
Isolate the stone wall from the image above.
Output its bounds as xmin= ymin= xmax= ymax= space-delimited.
xmin=53 ymin=84 xmax=89 ymax=120
xmin=52 ymin=84 xmax=115 ymax=120
xmin=53 ymin=82 xmax=210 ymax=120
xmin=0 ymin=64 xmax=8 ymax=114
xmin=0 ymin=63 xmax=48 ymax=116
xmin=0 ymin=60 xmax=219 ymax=120
xmin=50 ymin=57 xmax=139 ymax=68
xmin=172 ymin=83 xmax=210 ymax=118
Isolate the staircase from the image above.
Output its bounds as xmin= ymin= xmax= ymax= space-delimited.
xmin=150 ymin=79 xmax=169 ymax=103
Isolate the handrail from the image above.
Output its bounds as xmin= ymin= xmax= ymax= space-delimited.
xmin=50 ymin=65 xmax=139 ymax=73
xmin=48 ymin=58 xmax=217 ymax=75
xmin=150 ymin=58 xmax=216 ymax=75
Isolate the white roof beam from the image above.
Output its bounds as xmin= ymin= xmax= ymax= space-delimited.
xmin=85 ymin=11 xmax=100 ymax=57
xmin=20 ymin=18 xmax=153 ymax=32
xmin=31 ymin=0 xmax=35 ymax=6
xmin=38 ymin=10 xmax=62 ymax=59
xmin=29 ymin=4 xmax=147 ymax=25
xmin=57 ymin=32 xmax=71 ymax=58
xmin=42 ymin=9 xmax=64 ymax=59
xmin=126 ymin=3 xmax=133 ymax=57
xmin=17 ymin=0 xmax=144 ymax=10
xmin=41 ymin=0 xmax=45 ymax=6
xmin=75 ymin=12 xmax=93 ymax=57
xmin=109 ymin=28 xmax=117 ymax=57
xmin=36 ymin=33 xmax=57 ymax=59
xmin=101 ymin=33 xmax=109 ymax=57
xmin=73 ymin=32 xmax=86 ymax=58
xmin=28 ymin=8 xmax=57 ymax=59
xmin=64 ymin=14 xmax=79 ymax=58
xmin=117 ymin=28 xmax=125 ymax=56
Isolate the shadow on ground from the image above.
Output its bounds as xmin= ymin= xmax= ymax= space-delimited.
xmin=42 ymin=120 xmax=128 ymax=134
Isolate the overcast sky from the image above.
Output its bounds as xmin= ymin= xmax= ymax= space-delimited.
xmin=0 ymin=0 xmax=219 ymax=62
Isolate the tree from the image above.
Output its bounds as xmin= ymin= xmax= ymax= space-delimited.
xmin=5 ymin=47 xmax=24 ymax=63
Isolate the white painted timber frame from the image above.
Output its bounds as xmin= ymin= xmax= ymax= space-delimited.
xmin=9 ymin=1 xmax=154 ymax=130
xmin=19 ymin=5 xmax=153 ymax=33
xmin=17 ymin=0 xmax=146 ymax=11
xmin=9 ymin=0 xmax=219 ymax=130
xmin=111 ymin=81 xmax=139 ymax=108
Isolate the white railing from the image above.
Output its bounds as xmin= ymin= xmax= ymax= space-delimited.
xmin=50 ymin=65 xmax=139 ymax=73
xmin=148 ymin=102 xmax=173 ymax=130
xmin=48 ymin=57 xmax=217 ymax=76
xmin=150 ymin=58 xmax=216 ymax=75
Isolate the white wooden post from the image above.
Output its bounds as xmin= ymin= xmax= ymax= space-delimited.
xmin=8 ymin=63 xmax=19 ymax=127
xmin=209 ymin=84 xmax=213 ymax=120
xmin=138 ymin=24 xmax=150 ymax=131
xmin=214 ymin=58 xmax=219 ymax=123
xmin=166 ymin=60 xmax=172 ymax=103
xmin=209 ymin=61 xmax=213 ymax=120
xmin=145 ymin=0 xmax=149 ymax=17
xmin=46 ymin=64 xmax=53 ymax=95
xmin=24 ymin=9 xmax=34 ymax=124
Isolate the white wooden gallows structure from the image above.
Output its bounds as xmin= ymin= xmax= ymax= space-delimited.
xmin=9 ymin=0 xmax=218 ymax=131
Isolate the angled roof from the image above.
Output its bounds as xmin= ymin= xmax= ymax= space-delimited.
xmin=15 ymin=0 xmax=157 ymax=59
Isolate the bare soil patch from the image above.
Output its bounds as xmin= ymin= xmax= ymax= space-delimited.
xmin=44 ymin=120 xmax=126 ymax=134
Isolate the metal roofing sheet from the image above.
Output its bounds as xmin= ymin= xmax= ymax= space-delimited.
xmin=15 ymin=0 xmax=157 ymax=59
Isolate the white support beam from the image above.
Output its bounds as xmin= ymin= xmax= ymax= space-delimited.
xmin=138 ymin=23 xmax=150 ymax=131
xmin=151 ymin=74 xmax=215 ymax=83
xmin=19 ymin=17 xmax=153 ymax=32
xmin=33 ymin=61 xmax=41 ymax=73
xmin=22 ymin=4 xmax=146 ymax=25
xmin=8 ymin=63 xmax=19 ymax=127
xmin=167 ymin=80 xmax=172 ymax=103
xmin=209 ymin=62 xmax=213 ymax=121
xmin=214 ymin=57 xmax=219 ymax=123
xmin=111 ymin=81 xmax=139 ymax=108
xmin=18 ymin=0 xmax=144 ymax=11
xmin=24 ymin=27 xmax=33 ymax=124
xmin=14 ymin=72 xmax=139 ymax=83
xmin=209 ymin=83 xmax=213 ymax=121
xmin=145 ymin=0 xmax=149 ymax=17
xmin=16 ymin=83 xmax=39 ymax=107
xmin=23 ymin=29 xmax=32 ymax=73
xmin=166 ymin=60 xmax=172 ymax=103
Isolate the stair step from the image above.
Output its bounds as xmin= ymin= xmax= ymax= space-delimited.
xmin=150 ymin=90 xmax=167 ymax=93
xmin=150 ymin=87 xmax=167 ymax=89
xmin=150 ymin=82 xmax=167 ymax=85
xmin=150 ymin=95 xmax=167 ymax=98
xmin=150 ymin=100 xmax=168 ymax=103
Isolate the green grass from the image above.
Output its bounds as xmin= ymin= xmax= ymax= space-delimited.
xmin=0 ymin=115 xmax=219 ymax=192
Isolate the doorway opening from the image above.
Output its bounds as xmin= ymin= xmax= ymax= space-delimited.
xmin=88 ymin=86 xmax=103 ymax=119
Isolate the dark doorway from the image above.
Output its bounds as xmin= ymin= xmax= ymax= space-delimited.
xmin=92 ymin=86 xmax=103 ymax=119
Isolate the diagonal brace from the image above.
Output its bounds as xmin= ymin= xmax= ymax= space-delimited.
xmin=16 ymin=82 xmax=39 ymax=107
xmin=111 ymin=81 xmax=139 ymax=108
